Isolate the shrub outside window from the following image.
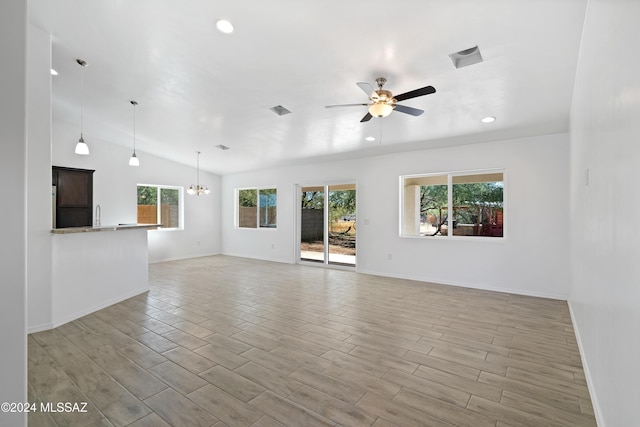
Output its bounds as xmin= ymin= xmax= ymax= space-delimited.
xmin=238 ymin=187 xmax=277 ymax=228
xmin=401 ymin=170 xmax=504 ymax=238
xmin=137 ymin=184 xmax=182 ymax=229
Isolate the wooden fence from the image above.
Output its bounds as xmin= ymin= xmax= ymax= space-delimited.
xmin=137 ymin=205 xmax=178 ymax=228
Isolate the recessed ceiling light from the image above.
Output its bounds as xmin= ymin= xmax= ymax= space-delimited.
xmin=216 ymin=19 xmax=234 ymax=34
xmin=365 ymin=136 xmax=376 ymax=142
xmin=50 ymin=69 xmax=58 ymax=76
xmin=481 ymin=116 xmax=496 ymax=123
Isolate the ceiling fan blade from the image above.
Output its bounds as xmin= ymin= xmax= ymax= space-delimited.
xmin=360 ymin=112 xmax=373 ymax=122
xmin=325 ymin=103 xmax=368 ymax=108
xmin=394 ymin=85 xmax=436 ymax=102
xmin=394 ymin=104 xmax=424 ymax=116
xmin=356 ymin=82 xmax=374 ymax=97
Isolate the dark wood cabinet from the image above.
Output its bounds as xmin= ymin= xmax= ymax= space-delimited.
xmin=52 ymin=166 xmax=95 ymax=228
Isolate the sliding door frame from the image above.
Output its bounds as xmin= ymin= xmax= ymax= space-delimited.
xmin=295 ymin=181 xmax=357 ymax=270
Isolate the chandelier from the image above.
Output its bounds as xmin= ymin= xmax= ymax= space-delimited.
xmin=187 ymin=151 xmax=210 ymax=196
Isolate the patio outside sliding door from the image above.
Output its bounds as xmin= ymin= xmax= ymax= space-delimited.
xmin=299 ymin=183 xmax=356 ymax=267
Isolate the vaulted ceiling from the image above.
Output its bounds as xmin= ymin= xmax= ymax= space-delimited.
xmin=30 ymin=0 xmax=587 ymax=174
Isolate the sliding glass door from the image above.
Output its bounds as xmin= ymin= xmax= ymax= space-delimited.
xmin=299 ymin=183 xmax=356 ymax=267
xmin=300 ymin=186 xmax=326 ymax=263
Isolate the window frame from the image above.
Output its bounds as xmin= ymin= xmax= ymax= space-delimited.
xmin=400 ymin=168 xmax=506 ymax=240
xmin=136 ymin=183 xmax=184 ymax=231
xmin=236 ymin=186 xmax=278 ymax=229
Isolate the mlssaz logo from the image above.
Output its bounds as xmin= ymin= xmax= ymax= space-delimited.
xmin=40 ymin=402 xmax=88 ymax=413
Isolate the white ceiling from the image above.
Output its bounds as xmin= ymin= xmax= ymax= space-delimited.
xmin=30 ymin=0 xmax=587 ymax=175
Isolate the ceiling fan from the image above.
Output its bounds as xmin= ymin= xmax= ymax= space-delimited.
xmin=325 ymin=77 xmax=436 ymax=122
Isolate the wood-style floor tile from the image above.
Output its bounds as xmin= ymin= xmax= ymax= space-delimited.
xmin=235 ymin=362 xmax=304 ymax=398
xmin=28 ymin=255 xmax=596 ymax=427
xmin=288 ymin=385 xmax=376 ymax=427
xmin=187 ymin=384 xmax=263 ymax=426
xmin=148 ymin=361 xmax=208 ymax=395
xmin=162 ymin=346 xmax=217 ymax=374
xmin=199 ymin=365 xmax=266 ymax=402
xmin=248 ymin=390 xmax=334 ymax=427
xmin=356 ymin=391 xmax=456 ymax=427
xmin=144 ymin=388 xmax=218 ymax=427
xmin=393 ymin=388 xmax=495 ymax=427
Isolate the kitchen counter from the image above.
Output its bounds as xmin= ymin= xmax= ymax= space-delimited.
xmin=51 ymin=223 xmax=161 ymax=234
xmin=43 ymin=223 xmax=158 ymax=330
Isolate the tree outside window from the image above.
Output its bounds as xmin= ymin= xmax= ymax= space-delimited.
xmin=403 ymin=171 xmax=504 ymax=238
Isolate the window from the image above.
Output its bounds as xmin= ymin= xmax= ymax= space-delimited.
xmin=401 ymin=170 xmax=504 ymax=238
xmin=237 ymin=187 xmax=277 ymax=228
xmin=137 ymin=184 xmax=183 ymax=229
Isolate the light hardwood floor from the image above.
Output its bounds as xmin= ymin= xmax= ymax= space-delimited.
xmin=28 ymin=255 xmax=596 ymax=426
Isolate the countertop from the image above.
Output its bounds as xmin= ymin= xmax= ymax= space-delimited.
xmin=51 ymin=224 xmax=162 ymax=234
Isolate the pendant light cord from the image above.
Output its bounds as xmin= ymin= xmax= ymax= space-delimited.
xmin=133 ymin=103 xmax=136 ymax=153
xmin=76 ymin=59 xmax=88 ymax=139
xmin=80 ymin=63 xmax=84 ymax=137
xmin=196 ymin=151 xmax=200 ymax=186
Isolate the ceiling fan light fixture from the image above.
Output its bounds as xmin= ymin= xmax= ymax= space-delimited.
xmin=369 ymin=102 xmax=394 ymax=118
xmin=326 ymin=77 xmax=435 ymax=123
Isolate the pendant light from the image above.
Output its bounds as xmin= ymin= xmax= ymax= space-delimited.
xmin=128 ymin=100 xmax=140 ymax=166
xmin=74 ymin=59 xmax=90 ymax=155
xmin=187 ymin=151 xmax=210 ymax=196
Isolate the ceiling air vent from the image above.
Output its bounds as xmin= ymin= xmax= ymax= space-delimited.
xmin=215 ymin=144 xmax=230 ymax=151
xmin=269 ymin=105 xmax=292 ymax=116
xmin=449 ymin=45 xmax=483 ymax=69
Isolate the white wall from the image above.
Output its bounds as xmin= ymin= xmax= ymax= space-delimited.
xmin=0 ymin=0 xmax=27 ymax=425
xmin=568 ymin=0 xmax=640 ymax=425
xmin=51 ymin=122 xmax=222 ymax=263
xmin=26 ymin=23 xmax=53 ymax=332
xmin=222 ymin=133 xmax=571 ymax=299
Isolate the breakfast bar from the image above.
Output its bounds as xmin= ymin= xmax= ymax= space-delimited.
xmin=49 ymin=224 xmax=160 ymax=327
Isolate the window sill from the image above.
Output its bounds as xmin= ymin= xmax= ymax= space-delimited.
xmin=400 ymin=234 xmax=505 ymax=242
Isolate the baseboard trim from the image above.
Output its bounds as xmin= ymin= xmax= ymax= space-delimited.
xmin=215 ymin=254 xmax=568 ymax=300
xmin=46 ymin=287 xmax=149 ymax=331
xmin=149 ymin=252 xmax=219 ymax=264
xmin=567 ymin=300 xmax=605 ymax=427
xmin=27 ymin=322 xmax=54 ymax=334
xmin=356 ymin=268 xmax=568 ymax=300
xmin=221 ymin=252 xmax=291 ymax=265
